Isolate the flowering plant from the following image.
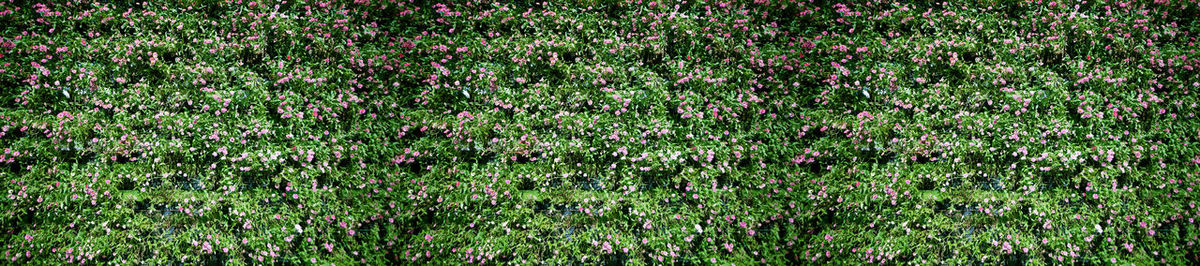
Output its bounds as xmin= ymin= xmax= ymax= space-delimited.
xmin=2 ymin=0 xmax=1200 ymax=264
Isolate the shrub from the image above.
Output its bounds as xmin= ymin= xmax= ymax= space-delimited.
xmin=2 ymin=0 xmax=1199 ymax=264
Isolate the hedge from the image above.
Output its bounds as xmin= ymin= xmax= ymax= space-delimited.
xmin=2 ymin=0 xmax=1200 ymax=264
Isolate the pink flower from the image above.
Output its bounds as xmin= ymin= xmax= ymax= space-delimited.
xmin=425 ymin=234 xmax=433 ymax=242
xmin=25 ymin=234 xmax=32 ymax=242
xmin=825 ymin=234 xmax=833 ymax=242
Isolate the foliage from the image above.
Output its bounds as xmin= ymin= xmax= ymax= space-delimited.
xmin=2 ymin=0 xmax=1200 ymax=264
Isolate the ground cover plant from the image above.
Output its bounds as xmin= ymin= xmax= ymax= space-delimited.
xmin=2 ymin=0 xmax=1200 ymax=264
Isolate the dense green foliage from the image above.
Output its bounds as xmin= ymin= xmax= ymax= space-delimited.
xmin=2 ymin=0 xmax=1200 ymax=264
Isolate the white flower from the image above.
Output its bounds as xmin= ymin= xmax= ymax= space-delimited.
xmin=862 ymin=88 xmax=870 ymax=98
xmin=1095 ymin=224 xmax=1102 ymax=234
xmin=695 ymin=224 xmax=703 ymax=234
xmin=295 ymin=224 xmax=303 ymax=234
